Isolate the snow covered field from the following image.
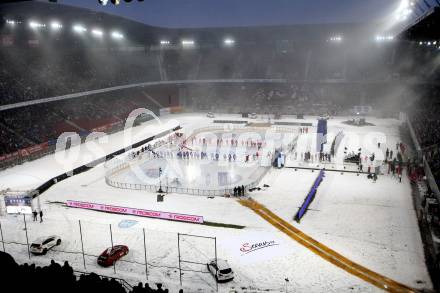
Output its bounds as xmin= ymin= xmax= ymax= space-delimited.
xmin=0 ymin=113 xmax=432 ymax=292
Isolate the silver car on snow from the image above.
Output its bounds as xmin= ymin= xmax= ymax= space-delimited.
xmin=207 ymin=259 xmax=234 ymax=282
xmin=30 ymin=235 xmax=62 ymax=255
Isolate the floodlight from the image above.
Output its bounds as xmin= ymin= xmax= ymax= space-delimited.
xmin=181 ymin=39 xmax=195 ymax=47
xmin=111 ymin=31 xmax=124 ymax=39
xmin=160 ymin=40 xmax=170 ymax=45
xmin=73 ymin=24 xmax=87 ymax=33
xmin=395 ymin=0 xmax=413 ymax=22
xmin=91 ymin=29 xmax=103 ymax=37
xmin=50 ymin=21 xmax=62 ymax=30
xmin=29 ymin=21 xmax=45 ymax=29
xmin=224 ymin=38 xmax=235 ymax=46
xmin=329 ymin=35 xmax=342 ymax=42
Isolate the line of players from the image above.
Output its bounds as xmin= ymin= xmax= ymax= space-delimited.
xmin=127 ymin=133 xmax=274 ymax=163
xmin=183 ymin=136 xmax=267 ymax=149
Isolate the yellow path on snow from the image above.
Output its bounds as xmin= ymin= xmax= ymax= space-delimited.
xmin=238 ymin=198 xmax=417 ymax=293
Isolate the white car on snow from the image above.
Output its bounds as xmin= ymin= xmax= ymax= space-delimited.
xmin=30 ymin=235 xmax=62 ymax=255
xmin=207 ymin=259 xmax=234 ymax=282
xmin=207 ymin=112 xmax=215 ymax=118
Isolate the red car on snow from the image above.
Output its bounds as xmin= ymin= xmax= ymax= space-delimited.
xmin=97 ymin=245 xmax=129 ymax=267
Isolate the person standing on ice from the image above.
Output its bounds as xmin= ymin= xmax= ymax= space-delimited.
xmin=39 ymin=210 xmax=43 ymax=223
xmin=32 ymin=210 xmax=38 ymax=221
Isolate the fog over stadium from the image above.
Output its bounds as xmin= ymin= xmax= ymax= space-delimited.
xmin=0 ymin=1 xmax=439 ymax=293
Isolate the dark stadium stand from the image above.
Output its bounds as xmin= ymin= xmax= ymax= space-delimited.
xmin=0 ymin=251 xmax=174 ymax=293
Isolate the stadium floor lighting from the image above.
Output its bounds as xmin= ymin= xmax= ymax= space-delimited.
xmin=160 ymin=40 xmax=170 ymax=45
xmin=375 ymin=35 xmax=394 ymax=42
xmin=50 ymin=21 xmax=62 ymax=30
xmin=181 ymin=39 xmax=195 ymax=46
xmin=92 ymin=29 xmax=104 ymax=37
xmin=329 ymin=36 xmax=343 ymax=42
xmin=111 ymin=31 xmax=124 ymax=39
xmin=224 ymin=38 xmax=235 ymax=46
xmin=29 ymin=21 xmax=45 ymax=29
xmin=73 ymin=24 xmax=87 ymax=33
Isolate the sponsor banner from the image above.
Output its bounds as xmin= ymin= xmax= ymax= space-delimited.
xmin=0 ymin=151 xmax=18 ymax=162
xmin=91 ymin=120 xmax=122 ymax=132
xmin=240 ymin=240 xmax=279 ymax=255
xmin=92 ymin=124 xmax=111 ymax=132
xmin=4 ymin=195 xmax=32 ymax=214
xmin=222 ymin=231 xmax=287 ymax=264
xmin=169 ymin=106 xmax=183 ymax=113
xmin=0 ymin=142 xmax=49 ymax=162
xmin=66 ymin=200 xmax=204 ymax=224
xmin=1 ymin=35 xmax=14 ymax=46
xmin=18 ymin=142 xmax=48 ymax=157
xmin=6 ymin=206 xmax=32 ymax=214
xmin=160 ymin=106 xmax=183 ymax=116
xmin=159 ymin=107 xmax=171 ymax=116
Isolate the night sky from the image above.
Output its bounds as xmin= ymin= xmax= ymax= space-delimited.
xmin=53 ymin=0 xmax=405 ymax=28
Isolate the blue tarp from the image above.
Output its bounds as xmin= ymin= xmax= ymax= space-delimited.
xmin=294 ymin=169 xmax=325 ymax=222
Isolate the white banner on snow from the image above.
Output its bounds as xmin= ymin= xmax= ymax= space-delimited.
xmin=66 ymin=200 xmax=204 ymax=223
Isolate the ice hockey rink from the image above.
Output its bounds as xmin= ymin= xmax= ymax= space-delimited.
xmin=0 ymin=113 xmax=432 ymax=292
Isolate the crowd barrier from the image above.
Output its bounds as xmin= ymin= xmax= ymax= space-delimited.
xmin=213 ymin=120 xmax=248 ymax=124
xmin=294 ymin=169 xmax=325 ymax=222
xmin=105 ymin=176 xmax=262 ymax=197
xmin=274 ymin=121 xmax=313 ymax=126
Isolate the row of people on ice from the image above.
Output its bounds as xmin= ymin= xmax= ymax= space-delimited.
xmin=175 ymin=151 xmax=272 ymax=162
xmin=299 ymin=127 xmax=310 ymax=134
xmin=233 ymin=185 xmax=246 ymax=197
xmin=131 ymin=146 xmax=273 ymax=163
xmin=184 ymin=137 xmax=266 ymax=150
xmin=126 ymin=131 xmax=189 ymax=161
xmin=293 ymin=151 xmax=333 ymax=162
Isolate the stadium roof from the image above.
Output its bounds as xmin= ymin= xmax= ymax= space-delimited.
xmin=399 ymin=6 xmax=440 ymax=40
xmin=1 ymin=1 xmax=386 ymax=45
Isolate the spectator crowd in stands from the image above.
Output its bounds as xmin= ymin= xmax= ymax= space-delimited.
xmin=410 ymin=87 xmax=440 ymax=189
xmin=0 ymin=88 xmax=175 ymax=160
xmin=0 ymin=48 xmax=160 ymax=105
xmin=0 ymin=251 xmax=180 ymax=293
